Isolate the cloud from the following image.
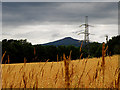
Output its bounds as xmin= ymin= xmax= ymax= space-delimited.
xmin=89 ymin=24 xmax=118 ymax=42
xmin=2 ymin=2 xmax=118 ymax=44
xmin=2 ymin=2 xmax=118 ymax=27
xmin=2 ymin=0 xmax=120 ymax=2
xmin=2 ymin=24 xmax=118 ymax=44
xmin=5 ymin=25 xmax=78 ymax=44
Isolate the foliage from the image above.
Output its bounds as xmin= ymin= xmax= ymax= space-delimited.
xmin=2 ymin=35 xmax=120 ymax=64
xmin=107 ymin=35 xmax=120 ymax=55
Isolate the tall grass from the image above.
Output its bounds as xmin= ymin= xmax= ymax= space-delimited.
xmin=2 ymin=43 xmax=119 ymax=88
xmin=102 ymin=42 xmax=105 ymax=85
xmin=102 ymin=42 xmax=108 ymax=86
xmin=79 ymin=41 xmax=83 ymax=61
xmin=1 ymin=51 xmax=6 ymax=64
xmin=24 ymin=57 xmax=27 ymax=66
xmin=63 ymin=53 xmax=70 ymax=88
xmin=7 ymin=55 xmax=10 ymax=64
xmin=57 ymin=54 xmax=59 ymax=62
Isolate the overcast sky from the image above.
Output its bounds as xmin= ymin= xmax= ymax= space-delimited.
xmin=2 ymin=2 xmax=119 ymax=45
xmin=2 ymin=0 xmax=120 ymax=2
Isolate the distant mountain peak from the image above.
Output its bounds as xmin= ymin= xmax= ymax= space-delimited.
xmin=64 ymin=37 xmax=73 ymax=39
xmin=42 ymin=37 xmax=85 ymax=47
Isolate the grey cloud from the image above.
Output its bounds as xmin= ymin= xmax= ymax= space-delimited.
xmin=2 ymin=2 xmax=118 ymax=44
xmin=12 ymin=28 xmax=59 ymax=40
xmin=51 ymin=33 xmax=62 ymax=39
xmin=2 ymin=2 xmax=118 ymax=28
xmin=2 ymin=0 xmax=120 ymax=2
xmin=2 ymin=32 xmax=12 ymax=35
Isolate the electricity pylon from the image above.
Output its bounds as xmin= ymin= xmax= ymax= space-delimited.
xmin=74 ymin=16 xmax=95 ymax=56
xmin=78 ymin=16 xmax=94 ymax=44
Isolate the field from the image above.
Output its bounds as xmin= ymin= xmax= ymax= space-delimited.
xmin=1 ymin=55 xmax=120 ymax=88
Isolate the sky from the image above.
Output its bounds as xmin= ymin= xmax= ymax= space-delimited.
xmin=2 ymin=1 xmax=119 ymax=45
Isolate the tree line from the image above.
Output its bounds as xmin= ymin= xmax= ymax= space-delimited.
xmin=2 ymin=35 xmax=120 ymax=64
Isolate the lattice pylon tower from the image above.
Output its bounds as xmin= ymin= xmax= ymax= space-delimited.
xmin=73 ymin=16 xmax=94 ymax=44
xmin=85 ymin=16 xmax=89 ymax=44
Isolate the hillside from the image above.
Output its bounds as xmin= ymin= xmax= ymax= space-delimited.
xmin=42 ymin=37 xmax=86 ymax=47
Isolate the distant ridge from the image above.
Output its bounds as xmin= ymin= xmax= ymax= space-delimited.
xmin=42 ymin=37 xmax=86 ymax=47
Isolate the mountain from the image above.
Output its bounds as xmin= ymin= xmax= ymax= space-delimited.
xmin=42 ymin=37 xmax=86 ymax=47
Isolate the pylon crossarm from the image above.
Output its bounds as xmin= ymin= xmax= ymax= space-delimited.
xmin=79 ymin=24 xmax=86 ymax=27
xmin=88 ymin=25 xmax=94 ymax=27
xmin=78 ymin=32 xmax=85 ymax=35
xmin=78 ymin=32 xmax=95 ymax=35
xmin=73 ymin=30 xmax=84 ymax=33
xmin=79 ymin=25 xmax=83 ymax=27
xmin=79 ymin=24 xmax=94 ymax=27
xmin=89 ymin=33 xmax=95 ymax=35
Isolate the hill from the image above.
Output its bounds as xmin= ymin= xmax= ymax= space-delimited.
xmin=42 ymin=37 xmax=86 ymax=47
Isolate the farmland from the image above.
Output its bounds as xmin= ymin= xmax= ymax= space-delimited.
xmin=1 ymin=55 xmax=120 ymax=88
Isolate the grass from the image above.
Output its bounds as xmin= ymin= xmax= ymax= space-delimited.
xmin=63 ymin=53 xmax=70 ymax=88
xmin=1 ymin=55 xmax=119 ymax=88
xmin=1 ymin=43 xmax=120 ymax=88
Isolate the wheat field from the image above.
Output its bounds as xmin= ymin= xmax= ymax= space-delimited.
xmin=1 ymin=55 xmax=120 ymax=88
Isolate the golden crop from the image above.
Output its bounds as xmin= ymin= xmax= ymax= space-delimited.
xmin=1 ymin=55 xmax=120 ymax=88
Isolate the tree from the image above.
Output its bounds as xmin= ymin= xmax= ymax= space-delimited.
xmin=108 ymin=35 xmax=120 ymax=55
